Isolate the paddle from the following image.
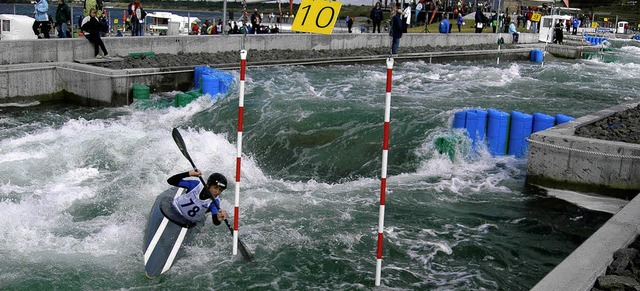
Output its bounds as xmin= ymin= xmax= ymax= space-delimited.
xmin=171 ymin=128 xmax=254 ymax=262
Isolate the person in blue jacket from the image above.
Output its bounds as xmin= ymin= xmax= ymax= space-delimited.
xmin=571 ymin=18 xmax=580 ymax=35
xmin=509 ymin=20 xmax=519 ymax=43
xmin=32 ymin=0 xmax=50 ymax=38
xmin=167 ymin=169 xmax=228 ymax=226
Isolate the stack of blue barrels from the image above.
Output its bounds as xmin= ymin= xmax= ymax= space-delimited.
xmin=584 ymin=35 xmax=608 ymax=45
xmin=194 ymin=66 xmax=234 ymax=100
xmin=453 ymin=109 xmax=575 ymax=158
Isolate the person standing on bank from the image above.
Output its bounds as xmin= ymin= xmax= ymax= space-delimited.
xmin=32 ymin=0 xmax=50 ymax=39
xmin=81 ymin=8 xmax=109 ymax=59
xmin=474 ymin=7 xmax=489 ymax=33
xmin=390 ymin=4 xmax=403 ymax=55
xmin=55 ymin=0 xmax=71 ymax=38
xmin=167 ymin=169 xmax=228 ymax=226
xmin=128 ymin=0 xmax=142 ymax=36
xmin=457 ymin=12 xmax=463 ymax=32
xmin=402 ymin=3 xmax=411 ymax=33
xmin=370 ymin=2 xmax=383 ymax=33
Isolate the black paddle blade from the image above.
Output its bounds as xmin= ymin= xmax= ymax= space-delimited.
xmin=172 ymin=128 xmax=197 ymax=169
xmin=239 ymin=239 xmax=254 ymax=262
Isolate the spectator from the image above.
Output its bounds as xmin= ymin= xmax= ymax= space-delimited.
xmin=201 ymin=20 xmax=209 ymax=35
xmin=251 ymin=9 xmax=261 ymax=34
xmin=55 ymin=0 xmax=71 ymax=38
xmin=390 ymin=4 xmax=403 ymax=54
xmin=81 ymin=8 xmax=109 ymax=59
xmin=457 ymin=12 xmax=463 ymax=32
xmin=508 ymin=20 xmax=519 ymax=43
xmin=402 ymin=3 xmax=411 ymax=32
xmin=346 ymin=16 xmax=353 ymax=33
xmin=553 ymin=21 xmax=563 ymax=44
xmin=32 ymin=0 xmax=50 ymax=39
xmin=136 ymin=1 xmax=146 ymax=36
xmin=415 ymin=1 xmax=423 ymax=26
xmin=191 ymin=21 xmax=199 ymax=35
xmin=571 ymin=17 xmax=580 ymax=35
xmin=474 ymin=7 xmax=488 ymax=33
xmin=128 ymin=0 xmax=138 ymax=36
xmin=370 ymin=2 xmax=383 ymax=33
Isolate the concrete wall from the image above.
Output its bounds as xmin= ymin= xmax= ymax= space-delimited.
xmin=527 ymin=102 xmax=640 ymax=198
xmin=531 ymin=192 xmax=640 ymax=291
xmin=0 ymin=32 xmax=540 ymax=64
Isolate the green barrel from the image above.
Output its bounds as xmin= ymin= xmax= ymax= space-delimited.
xmin=186 ymin=89 xmax=202 ymax=98
xmin=133 ymin=84 xmax=150 ymax=100
xmin=175 ymin=93 xmax=198 ymax=107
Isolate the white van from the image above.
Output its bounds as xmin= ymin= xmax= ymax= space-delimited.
xmin=539 ymin=15 xmax=572 ymax=42
xmin=617 ymin=21 xmax=629 ymax=34
xmin=0 ymin=14 xmax=38 ymax=40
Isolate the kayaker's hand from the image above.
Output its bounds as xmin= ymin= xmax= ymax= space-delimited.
xmin=217 ymin=210 xmax=227 ymax=222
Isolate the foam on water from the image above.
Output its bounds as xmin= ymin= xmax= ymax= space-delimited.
xmin=2 ymin=45 xmax=637 ymax=289
xmin=0 ymin=97 xmax=272 ymax=273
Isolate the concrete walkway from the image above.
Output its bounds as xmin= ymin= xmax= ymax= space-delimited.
xmin=531 ymin=193 xmax=640 ymax=291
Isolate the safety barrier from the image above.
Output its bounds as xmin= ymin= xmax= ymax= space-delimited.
xmin=584 ymin=34 xmax=609 ymax=46
xmin=131 ymin=66 xmax=233 ymax=109
xmin=194 ymin=66 xmax=233 ymax=99
xmin=452 ymin=109 xmax=574 ymax=158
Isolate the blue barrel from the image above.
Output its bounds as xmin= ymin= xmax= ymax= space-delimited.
xmin=217 ymin=72 xmax=233 ymax=93
xmin=530 ymin=49 xmax=543 ymax=63
xmin=439 ymin=19 xmax=450 ymax=34
xmin=473 ymin=109 xmax=488 ymax=141
xmin=555 ymin=114 xmax=575 ymax=125
xmin=486 ymin=109 xmax=510 ymax=156
xmin=453 ymin=111 xmax=466 ymax=128
xmin=532 ymin=112 xmax=555 ymax=133
xmin=507 ymin=111 xmax=533 ymax=158
xmin=465 ymin=110 xmax=478 ymax=144
xmin=201 ymin=74 xmax=220 ymax=96
xmin=194 ymin=66 xmax=208 ymax=90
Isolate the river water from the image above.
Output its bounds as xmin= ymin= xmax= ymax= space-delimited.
xmin=1 ymin=41 xmax=640 ymax=289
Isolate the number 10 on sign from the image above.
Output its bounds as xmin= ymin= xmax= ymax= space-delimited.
xmin=291 ymin=0 xmax=342 ymax=35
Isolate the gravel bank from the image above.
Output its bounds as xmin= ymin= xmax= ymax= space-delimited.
xmin=95 ymin=43 xmax=518 ymax=70
xmin=576 ymin=104 xmax=640 ymax=144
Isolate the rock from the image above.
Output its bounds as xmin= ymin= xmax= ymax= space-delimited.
xmin=596 ymin=275 xmax=640 ymax=290
xmin=576 ymin=106 xmax=640 ymax=145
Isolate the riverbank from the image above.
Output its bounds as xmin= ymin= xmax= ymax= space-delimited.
xmin=96 ymin=43 xmax=518 ymax=70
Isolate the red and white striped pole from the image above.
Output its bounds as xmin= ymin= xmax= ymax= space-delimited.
xmin=375 ymin=57 xmax=394 ymax=286
xmin=233 ymin=49 xmax=248 ymax=256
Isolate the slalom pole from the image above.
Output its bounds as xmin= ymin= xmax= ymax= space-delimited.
xmin=233 ymin=49 xmax=248 ymax=256
xmin=375 ymin=57 xmax=394 ymax=287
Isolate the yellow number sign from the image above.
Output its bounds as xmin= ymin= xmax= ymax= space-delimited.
xmin=531 ymin=13 xmax=541 ymax=22
xmin=292 ymin=0 xmax=342 ymax=35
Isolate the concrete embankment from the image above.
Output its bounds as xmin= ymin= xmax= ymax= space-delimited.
xmin=528 ymin=102 xmax=640 ymax=290
xmin=531 ymin=192 xmax=640 ymax=291
xmin=0 ymin=32 xmax=540 ymax=64
xmin=527 ymin=101 xmax=640 ymax=198
xmin=0 ymin=32 xmax=545 ymax=106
